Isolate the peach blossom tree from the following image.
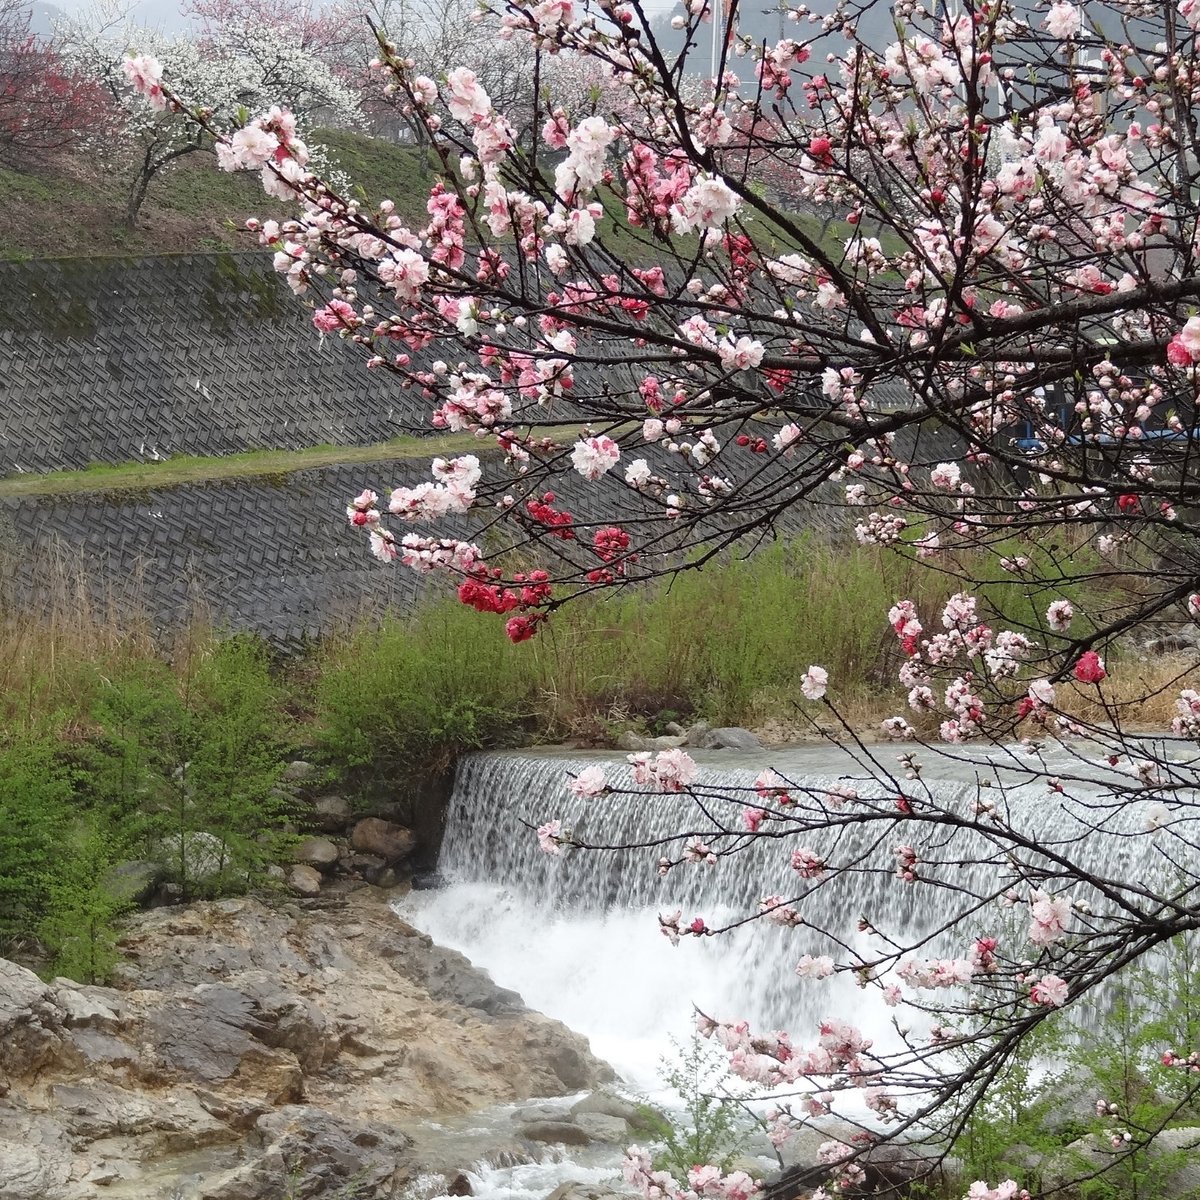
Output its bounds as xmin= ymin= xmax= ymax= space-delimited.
xmin=123 ymin=0 xmax=1200 ymax=1192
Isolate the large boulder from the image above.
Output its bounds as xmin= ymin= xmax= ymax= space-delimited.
xmin=693 ymin=727 xmax=762 ymax=751
xmin=519 ymin=1120 xmax=591 ymax=1147
xmin=0 ymin=960 xmax=65 ymax=1080
xmin=195 ymin=1106 xmax=412 ymax=1200
xmin=573 ymin=1112 xmax=629 ymax=1143
xmin=287 ymin=864 xmax=323 ymax=897
xmin=350 ymin=818 xmax=418 ymax=864
xmin=571 ymin=1090 xmax=649 ymax=1123
xmin=0 ymin=893 xmax=615 ymax=1197
xmin=292 ymin=838 xmax=340 ymax=871
xmin=309 ymin=794 xmax=352 ymax=834
xmin=0 ymin=1105 xmax=75 ymax=1200
xmin=1044 ymin=1127 xmax=1200 ymax=1199
xmin=545 ymin=1184 xmax=632 ymax=1200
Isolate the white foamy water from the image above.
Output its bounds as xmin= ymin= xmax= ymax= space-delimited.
xmin=394 ymin=740 xmax=1185 ymax=1192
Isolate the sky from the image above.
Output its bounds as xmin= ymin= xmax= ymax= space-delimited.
xmin=39 ymin=0 xmax=681 ymax=34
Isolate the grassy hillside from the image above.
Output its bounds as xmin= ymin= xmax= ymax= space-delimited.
xmin=0 ymin=126 xmax=852 ymax=261
xmin=0 ymin=129 xmax=436 ymax=260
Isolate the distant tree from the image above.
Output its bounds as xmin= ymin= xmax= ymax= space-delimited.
xmin=58 ymin=1 xmax=362 ymax=227
xmin=0 ymin=0 xmax=109 ymax=164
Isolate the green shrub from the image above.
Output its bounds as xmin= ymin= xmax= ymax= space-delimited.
xmin=650 ymin=1035 xmax=758 ymax=1178
xmin=0 ymin=736 xmax=73 ymax=950
xmin=316 ymin=602 xmax=534 ymax=793
xmin=38 ymin=819 xmax=129 ymax=984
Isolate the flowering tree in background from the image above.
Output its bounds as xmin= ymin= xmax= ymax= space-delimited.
xmin=124 ymin=0 xmax=1200 ymax=1193
xmin=60 ymin=1 xmax=362 ymax=226
xmin=0 ymin=0 xmax=109 ymax=164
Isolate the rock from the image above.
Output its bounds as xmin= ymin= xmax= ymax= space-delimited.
xmin=996 ymin=1142 xmax=1044 ymax=1178
xmin=682 ymin=720 xmax=712 ymax=746
xmin=51 ymin=982 xmax=122 ymax=1032
xmin=519 ymin=1120 xmax=591 ymax=1147
xmin=1146 ymin=634 xmax=1196 ymax=655
xmin=163 ymin=831 xmax=231 ymax=883
xmin=288 ymin=864 xmax=323 ymax=897
xmin=1038 ymin=1063 xmax=1161 ymax=1139
xmin=200 ymin=1104 xmax=413 ymax=1200
xmin=446 ymin=1171 xmax=474 ymax=1196
xmin=514 ymin=1103 xmax=573 ymax=1123
xmin=545 ymin=1184 xmax=631 ymax=1200
xmin=104 ymin=859 xmax=164 ymax=906
xmin=281 ymin=760 xmax=317 ymax=785
xmin=765 ymin=1126 xmax=933 ymax=1196
xmin=246 ymin=985 xmax=335 ymax=1074
xmin=364 ymin=864 xmax=400 ymax=888
xmin=381 ymin=937 xmax=526 ymax=1016
xmin=695 ymin=726 xmax=762 ymax=750
xmin=663 ymin=721 xmax=687 ymax=736
xmin=615 ymin=731 xmax=686 ymax=751
xmin=310 ymin=793 xmax=352 ymax=832
xmin=411 ymin=871 xmax=447 ymax=890
xmin=350 ymin=817 xmax=418 ymax=863
xmin=0 ymin=1106 xmax=74 ymax=1200
xmin=0 ymin=960 xmax=63 ymax=1079
xmin=293 ymin=837 xmax=340 ymax=871
xmin=0 ymin=894 xmax=613 ymax=1198
xmin=570 ymin=1090 xmax=645 ymax=1124
xmin=1044 ymin=1127 xmax=1200 ymax=1198
xmin=573 ymin=1111 xmax=629 ymax=1142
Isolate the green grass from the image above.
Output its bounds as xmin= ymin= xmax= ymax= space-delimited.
xmin=0 ymin=426 xmax=596 ymax=498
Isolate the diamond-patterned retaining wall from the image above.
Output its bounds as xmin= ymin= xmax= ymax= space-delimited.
xmin=0 ymin=252 xmax=425 ymax=474
xmin=0 ymin=253 xmax=966 ymax=643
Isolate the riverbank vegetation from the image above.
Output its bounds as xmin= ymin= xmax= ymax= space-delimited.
xmin=0 ymin=532 xmax=1178 ymax=983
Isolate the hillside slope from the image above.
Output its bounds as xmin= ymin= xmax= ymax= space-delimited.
xmin=0 ymin=129 xmax=436 ymax=260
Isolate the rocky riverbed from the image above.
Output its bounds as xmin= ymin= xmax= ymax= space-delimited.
xmin=0 ymin=890 xmax=617 ymax=1200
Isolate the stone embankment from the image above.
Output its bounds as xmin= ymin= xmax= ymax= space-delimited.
xmin=0 ymin=892 xmax=612 ymax=1200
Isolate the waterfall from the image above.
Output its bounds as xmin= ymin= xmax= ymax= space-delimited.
xmin=397 ymin=743 xmax=1178 ymax=1093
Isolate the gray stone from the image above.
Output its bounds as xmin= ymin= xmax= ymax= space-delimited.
xmin=310 ymin=793 xmax=352 ymax=832
xmin=695 ymin=726 xmax=762 ymax=750
xmin=570 ymin=1090 xmax=645 ymax=1124
xmin=0 ymin=1106 xmax=75 ymax=1200
xmin=513 ymin=1103 xmax=572 ymax=1123
xmin=573 ymin=1112 xmax=628 ymax=1142
xmin=380 ymin=937 xmax=525 ymax=1016
xmin=281 ymin=760 xmax=317 ymax=784
xmin=545 ymin=1185 xmax=631 ymax=1200
xmin=350 ymin=817 xmax=418 ymax=863
xmin=51 ymin=984 xmax=122 ymax=1033
xmin=247 ymin=987 xmax=334 ymax=1074
xmin=164 ymin=832 xmax=230 ymax=883
xmin=104 ymin=859 xmax=164 ymax=906
xmin=0 ymin=959 xmax=63 ymax=1079
xmin=363 ymin=864 xmax=400 ymax=888
xmin=518 ymin=1120 xmax=591 ymax=1147
xmin=288 ymin=864 xmax=322 ymax=897
xmin=1045 ymin=1127 xmax=1200 ymax=1198
xmin=293 ymin=837 xmax=339 ymax=871
xmin=615 ymin=731 xmax=686 ymax=751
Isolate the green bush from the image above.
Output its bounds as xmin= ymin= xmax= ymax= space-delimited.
xmin=38 ymin=819 xmax=129 ymax=984
xmin=316 ymin=602 xmax=535 ymax=793
xmin=0 ymin=736 xmax=74 ymax=950
xmin=649 ymin=1035 xmax=758 ymax=1179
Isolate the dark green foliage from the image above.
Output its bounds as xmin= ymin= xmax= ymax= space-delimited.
xmin=38 ymin=820 xmax=129 ymax=984
xmin=316 ymin=603 xmax=533 ymax=794
xmin=0 ymin=737 xmax=73 ymax=950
